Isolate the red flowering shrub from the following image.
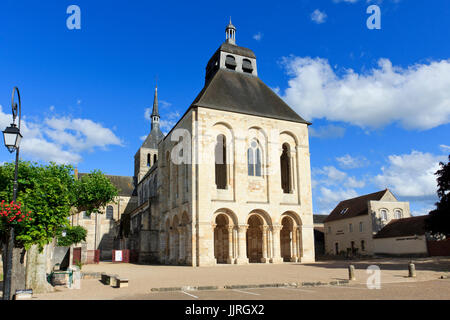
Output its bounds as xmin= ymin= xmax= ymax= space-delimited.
xmin=0 ymin=200 xmax=33 ymax=227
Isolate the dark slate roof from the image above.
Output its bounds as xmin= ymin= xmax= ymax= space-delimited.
xmin=142 ymin=127 xmax=164 ymax=149
xmin=374 ymin=215 xmax=428 ymax=239
xmin=78 ymin=173 xmax=136 ymax=197
xmin=218 ymin=42 xmax=256 ymax=59
xmin=191 ymin=69 xmax=310 ymax=124
xmin=313 ymin=214 xmax=328 ymax=224
xmin=324 ymin=189 xmax=389 ymax=223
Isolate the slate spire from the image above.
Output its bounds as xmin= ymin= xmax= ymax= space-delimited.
xmin=151 ymin=84 xmax=160 ymax=130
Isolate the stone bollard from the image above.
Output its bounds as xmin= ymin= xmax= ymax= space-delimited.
xmin=348 ymin=265 xmax=356 ymax=281
xmin=408 ymin=262 xmax=416 ymax=278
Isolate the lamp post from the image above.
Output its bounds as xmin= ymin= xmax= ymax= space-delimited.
xmin=2 ymin=87 xmax=22 ymax=300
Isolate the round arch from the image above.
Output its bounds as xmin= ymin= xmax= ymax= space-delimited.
xmin=212 ymin=208 xmax=238 ymax=226
xmin=247 ymin=209 xmax=273 ymax=226
xmin=279 ymin=211 xmax=302 ymax=227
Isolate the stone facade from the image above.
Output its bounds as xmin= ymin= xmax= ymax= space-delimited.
xmin=71 ymin=174 xmax=137 ymax=260
xmin=128 ymin=22 xmax=315 ymax=266
xmin=324 ymin=189 xmax=411 ymax=256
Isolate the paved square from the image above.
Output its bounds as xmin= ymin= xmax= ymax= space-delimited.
xmin=30 ymin=257 xmax=450 ymax=300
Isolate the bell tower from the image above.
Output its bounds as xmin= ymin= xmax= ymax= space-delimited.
xmin=134 ymin=84 xmax=165 ymax=184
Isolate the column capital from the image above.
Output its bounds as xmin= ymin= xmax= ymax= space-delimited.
xmin=237 ymin=224 xmax=249 ymax=231
xmin=271 ymin=224 xmax=282 ymax=232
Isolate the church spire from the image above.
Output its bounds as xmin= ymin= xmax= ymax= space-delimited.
xmin=225 ymin=18 xmax=236 ymax=45
xmin=151 ymin=84 xmax=160 ymax=130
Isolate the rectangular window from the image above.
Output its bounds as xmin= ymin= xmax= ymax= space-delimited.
xmin=328 ymin=226 xmax=331 ymax=234
xmin=349 ymin=223 xmax=353 ymax=232
xmin=359 ymin=222 xmax=363 ymax=232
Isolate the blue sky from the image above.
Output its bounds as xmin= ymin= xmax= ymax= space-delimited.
xmin=0 ymin=0 xmax=449 ymax=215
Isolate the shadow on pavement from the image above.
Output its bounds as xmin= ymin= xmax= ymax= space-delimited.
xmin=302 ymin=257 xmax=450 ymax=272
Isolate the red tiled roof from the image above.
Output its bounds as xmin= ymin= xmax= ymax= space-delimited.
xmin=373 ymin=215 xmax=428 ymax=239
xmin=323 ymin=189 xmax=389 ymax=223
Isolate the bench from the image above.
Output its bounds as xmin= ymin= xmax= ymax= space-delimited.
xmin=112 ymin=276 xmax=129 ymax=288
xmin=101 ymin=273 xmax=116 ymax=285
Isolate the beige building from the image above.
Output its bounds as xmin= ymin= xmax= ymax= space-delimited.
xmin=324 ymin=189 xmax=411 ymax=256
xmin=373 ymin=215 xmax=428 ymax=256
xmin=126 ymin=21 xmax=316 ymax=266
xmin=71 ymin=173 xmax=137 ymax=261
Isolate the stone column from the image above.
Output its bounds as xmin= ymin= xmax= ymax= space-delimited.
xmin=261 ymin=226 xmax=269 ymax=263
xmin=185 ymin=223 xmax=192 ymax=265
xmin=227 ymin=226 xmax=234 ymax=264
xmin=168 ymin=230 xmax=174 ymax=264
xmin=159 ymin=230 xmax=166 ymax=264
xmin=270 ymin=225 xmax=283 ymax=264
xmin=268 ymin=228 xmax=273 ymax=260
xmin=178 ymin=226 xmax=186 ymax=265
xmin=291 ymin=227 xmax=298 ymax=262
xmin=236 ymin=224 xmax=249 ymax=264
xmin=233 ymin=228 xmax=238 ymax=264
xmin=212 ymin=223 xmax=218 ymax=264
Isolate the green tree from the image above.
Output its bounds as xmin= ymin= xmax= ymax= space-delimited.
xmin=0 ymin=162 xmax=118 ymax=249
xmin=426 ymin=155 xmax=450 ymax=237
xmin=56 ymin=225 xmax=88 ymax=247
xmin=75 ymin=170 xmax=119 ymax=215
xmin=0 ymin=161 xmax=118 ymax=297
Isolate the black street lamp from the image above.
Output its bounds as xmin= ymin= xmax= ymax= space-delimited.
xmin=2 ymin=87 xmax=22 ymax=300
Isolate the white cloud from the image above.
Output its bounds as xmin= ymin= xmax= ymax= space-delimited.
xmin=253 ymin=32 xmax=263 ymax=41
xmin=144 ymin=108 xmax=152 ymax=120
xmin=313 ymin=165 xmax=365 ymax=189
xmin=309 ymin=124 xmax=345 ymax=139
xmin=336 ymin=154 xmax=368 ymax=169
xmin=317 ymin=187 xmax=359 ymax=213
xmin=333 ymin=0 xmax=359 ymax=3
xmin=440 ymin=144 xmax=450 ymax=152
xmin=160 ymin=100 xmax=172 ymax=108
xmin=0 ymin=105 xmax=122 ymax=164
xmin=374 ymin=151 xmax=445 ymax=199
xmin=346 ymin=176 xmax=365 ymax=188
xmin=281 ymin=57 xmax=450 ymax=130
xmin=311 ymin=9 xmax=327 ymax=24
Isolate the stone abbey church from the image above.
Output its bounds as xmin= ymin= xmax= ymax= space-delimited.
xmin=76 ymin=21 xmax=315 ymax=266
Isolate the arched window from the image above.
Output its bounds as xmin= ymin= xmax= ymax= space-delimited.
xmin=242 ymin=59 xmax=253 ymax=73
xmin=225 ymin=55 xmax=237 ymax=70
xmin=147 ymin=153 xmax=151 ymax=167
xmin=247 ymin=139 xmax=262 ymax=177
xmin=153 ymin=154 xmax=157 ymax=164
xmin=166 ymin=152 xmax=171 ymax=196
xmin=394 ymin=209 xmax=403 ymax=219
xmin=280 ymin=143 xmax=291 ymax=193
xmin=215 ymin=134 xmax=227 ymax=189
xmin=380 ymin=209 xmax=388 ymax=221
xmin=106 ymin=205 xmax=114 ymax=220
xmin=175 ymin=164 xmax=179 ymax=198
